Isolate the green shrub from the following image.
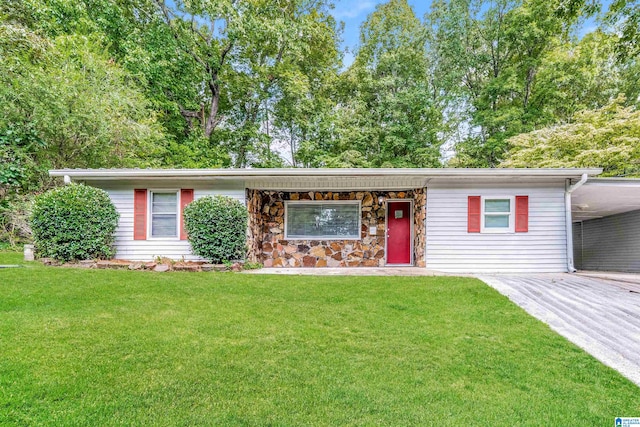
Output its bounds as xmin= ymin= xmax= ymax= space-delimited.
xmin=183 ymin=195 xmax=248 ymax=263
xmin=30 ymin=183 xmax=119 ymax=261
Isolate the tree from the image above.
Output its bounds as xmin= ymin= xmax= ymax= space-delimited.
xmin=0 ymin=23 xmax=165 ymax=196
xmin=2 ymin=0 xmax=639 ymax=177
xmin=529 ymin=31 xmax=635 ymax=123
xmin=607 ymin=0 xmax=640 ymax=60
xmin=554 ymin=0 xmax=640 ymax=61
xmin=121 ymin=0 xmax=342 ymax=168
xmin=501 ymin=95 xmax=640 ymax=176
xmin=1 ymin=0 xmax=343 ymax=169
xmin=270 ymin=21 xmax=342 ymax=167
xmin=301 ymin=0 xmax=443 ymax=168
xmin=428 ymin=0 xmax=586 ymax=167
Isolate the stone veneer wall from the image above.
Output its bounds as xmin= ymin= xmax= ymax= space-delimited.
xmin=246 ymin=189 xmax=426 ymax=267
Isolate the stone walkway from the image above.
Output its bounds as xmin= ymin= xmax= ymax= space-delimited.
xmin=478 ymin=274 xmax=640 ymax=387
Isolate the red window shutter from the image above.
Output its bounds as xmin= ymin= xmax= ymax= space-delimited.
xmin=133 ymin=189 xmax=147 ymax=240
xmin=468 ymin=196 xmax=481 ymax=233
xmin=515 ymin=195 xmax=529 ymax=233
xmin=180 ymin=189 xmax=194 ymax=240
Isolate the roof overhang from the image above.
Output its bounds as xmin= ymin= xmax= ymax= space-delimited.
xmin=50 ymin=167 xmax=602 ymax=190
xmin=572 ymin=178 xmax=640 ymax=221
xmin=49 ymin=167 xmax=602 ymax=179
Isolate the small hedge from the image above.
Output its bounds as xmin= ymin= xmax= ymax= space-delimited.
xmin=183 ymin=195 xmax=248 ymax=263
xmin=30 ymin=183 xmax=119 ymax=261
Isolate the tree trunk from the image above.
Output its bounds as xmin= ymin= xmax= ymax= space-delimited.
xmin=204 ymin=79 xmax=221 ymax=138
xmin=523 ymin=66 xmax=536 ymax=110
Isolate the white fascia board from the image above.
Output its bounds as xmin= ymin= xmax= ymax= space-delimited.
xmin=50 ymin=167 xmax=603 ymax=181
xmin=580 ymin=177 xmax=640 ymax=187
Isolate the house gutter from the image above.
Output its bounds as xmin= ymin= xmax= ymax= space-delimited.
xmin=49 ymin=167 xmax=603 ymax=180
xmin=565 ymin=173 xmax=588 ymax=272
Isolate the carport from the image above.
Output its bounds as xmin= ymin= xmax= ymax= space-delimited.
xmin=572 ymin=178 xmax=640 ymax=273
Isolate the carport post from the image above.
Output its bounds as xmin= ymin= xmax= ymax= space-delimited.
xmin=565 ymin=174 xmax=588 ymax=272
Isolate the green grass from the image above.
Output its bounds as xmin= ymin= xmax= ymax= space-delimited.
xmin=0 ymin=252 xmax=638 ymax=426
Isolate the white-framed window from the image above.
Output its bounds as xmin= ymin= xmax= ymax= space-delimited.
xmin=149 ymin=190 xmax=179 ymax=238
xmin=481 ymin=196 xmax=514 ymax=233
xmin=285 ymin=201 xmax=361 ymax=240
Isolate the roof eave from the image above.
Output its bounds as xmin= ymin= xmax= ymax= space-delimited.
xmin=49 ymin=167 xmax=603 ymax=181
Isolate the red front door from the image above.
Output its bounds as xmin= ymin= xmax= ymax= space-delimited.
xmin=387 ymin=201 xmax=412 ymax=265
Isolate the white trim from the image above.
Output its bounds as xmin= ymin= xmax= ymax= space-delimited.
xmin=284 ymin=200 xmax=362 ymax=240
xmin=565 ymin=173 xmax=588 ymax=272
xmin=385 ymin=199 xmax=414 ymax=266
xmin=480 ymin=196 xmax=515 ymax=234
xmin=148 ymin=189 xmax=180 ymax=240
xmin=50 ymin=167 xmax=603 ymax=180
xmin=580 ymin=177 xmax=640 ymax=186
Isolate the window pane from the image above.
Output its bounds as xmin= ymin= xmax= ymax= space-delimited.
xmin=152 ymin=193 xmax=177 ymax=213
xmin=287 ymin=205 xmax=322 ymax=237
xmin=287 ymin=203 xmax=359 ymax=238
xmin=485 ymin=199 xmax=510 ymax=213
xmin=484 ymin=214 xmax=509 ymax=228
xmin=151 ymin=192 xmax=177 ymax=237
xmin=152 ymin=214 xmax=177 ymax=237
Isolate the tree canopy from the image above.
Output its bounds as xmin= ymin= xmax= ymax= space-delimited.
xmin=0 ymin=0 xmax=638 ymax=193
xmin=0 ymin=22 xmax=165 ymax=197
xmin=298 ymin=0 xmax=443 ymax=168
xmin=502 ymin=95 xmax=640 ymax=177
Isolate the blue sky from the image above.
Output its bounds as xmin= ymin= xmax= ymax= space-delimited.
xmin=331 ymin=0 xmax=611 ymax=68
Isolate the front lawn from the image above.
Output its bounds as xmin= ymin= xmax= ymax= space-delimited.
xmin=1 ymin=252 xmax=638 ymax=425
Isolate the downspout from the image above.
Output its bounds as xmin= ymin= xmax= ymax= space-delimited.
xmin=565 ymin=173 xmax=588 ymax=272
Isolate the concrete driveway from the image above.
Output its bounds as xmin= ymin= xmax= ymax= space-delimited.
xmin=479 ymin=274 xmax=640 ymax=387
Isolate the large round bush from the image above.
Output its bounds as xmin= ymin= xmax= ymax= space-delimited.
xmin=30 ymin=183 xmax=119 ymax=261
xmin=184 ymin=195 xmax=248 ymax=263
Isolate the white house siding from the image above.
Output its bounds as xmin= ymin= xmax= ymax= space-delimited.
xmin=425 ymin=183 xmax=568 ymax=273
xmin=98 ymin=181 xmax=245 ymax=261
